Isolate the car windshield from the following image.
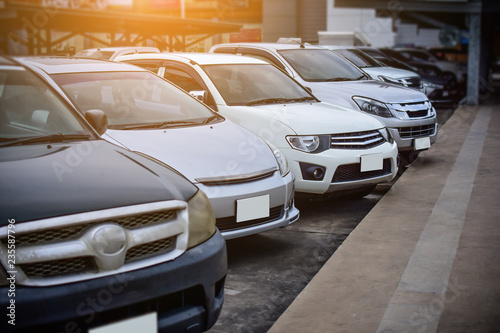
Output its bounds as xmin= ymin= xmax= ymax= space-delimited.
xmin=334 ymin=49 xmax=382 ymax=68
xmin=278 ymin=49 xmax=367 ymax=82
xmin=0 ymin=65 xmax=91 ymax=144
xmin=52 ymin=71 xmax=219 ymax=129
xmin=202 ymin=63 xmax=316 ymax=106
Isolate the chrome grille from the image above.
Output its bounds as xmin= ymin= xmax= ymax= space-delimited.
xmin=0 ymin=201 xmax=189 ymax=286
xmin=331 ymin=130 xmax=385 ymax=149
xmin=8 ymin=210 xmax=176 ymax=246
xmin=392 ymin=101 xmax=430 ymax=118
xmin=398 ymin=124 xmax=436 ymax=139
xmin=332 ymin=159 xmax=392 ymax=183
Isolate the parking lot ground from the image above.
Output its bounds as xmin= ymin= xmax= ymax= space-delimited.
xmin=209 ymin=186 xmax=391 ymax=333
xmin=268 ymin=95 xmax=500 ymax=332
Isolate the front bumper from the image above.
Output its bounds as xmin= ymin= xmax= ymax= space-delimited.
xmin=375 ymin=116 xmax=438 ymax=152
xmin=284 ymin=141 xmax=398 ymax=195
xmin=0 ymin=231 xmax=227 ymax=333
xmin=197 ymin=171 xmax=297 ymax=239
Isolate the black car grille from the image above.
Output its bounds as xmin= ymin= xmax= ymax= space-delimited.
xmin=19 ymin=257 xmax=98 ymax=278
xmin=407 ymin=109 xmax=429 ymax=118
xmin=330 ymin=130 xmax=385 ymax=149
xmin=332 ymin=159 xmax=392 ymax=183
xmin=398 ymin=124 xmax=436 ymax=139
xmin=216 ymin=205 xmax=284 ymax=231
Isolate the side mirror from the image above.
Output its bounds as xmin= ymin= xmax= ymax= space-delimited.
xmin=85 ymin=109 xmax=108 ymax=135
xmin=189 ymin=90 xmax=208 ymax=103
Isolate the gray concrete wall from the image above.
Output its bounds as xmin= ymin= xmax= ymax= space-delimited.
xmin=262 ymin=0 xmax=298 ymax=42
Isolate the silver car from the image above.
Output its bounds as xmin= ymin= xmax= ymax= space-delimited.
xmin=18 ymin=57 xmax=299 ymax=239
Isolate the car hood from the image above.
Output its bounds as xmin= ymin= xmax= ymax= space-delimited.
xmin=307 ymin=80 xmax=428 ymax=108
xmin=362 ymin=67 xmax=419 ymax=80
xmin=105 ymin=120 xmax=277 ymax=183
xmin=0 ymin=141 xmax=197 ymax=224
xmin=237 ymin=101 xmax=385 ymax=134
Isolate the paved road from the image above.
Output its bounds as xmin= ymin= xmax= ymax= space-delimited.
xmin=208 ymin=107 xmax=455 ymax=333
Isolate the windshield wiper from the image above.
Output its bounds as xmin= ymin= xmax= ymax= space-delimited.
xmin=200 ymin=115 xmax=221 ymax=125
xmin=246 ymin=98 xmax=292 ymax=106
xmin=0 ymin=133 xmax=91 ymax=147
xmin=120 ymin=120 xmax=199 ymax=130
xmin=324 ymin=77 xmax=354 ymax=82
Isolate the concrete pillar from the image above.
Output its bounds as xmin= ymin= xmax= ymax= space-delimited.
xmin=466 ymin=13 xmax=481 ymax=105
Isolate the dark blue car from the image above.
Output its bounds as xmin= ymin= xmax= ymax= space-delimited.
xmin=0 ymin=56 xmax=226 ymax=333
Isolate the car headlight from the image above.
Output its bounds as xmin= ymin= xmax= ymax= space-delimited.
xmin=378 ymin=75 xmax=402 ymax=86
xmin=425 ymin=100 xmax=437 ymax=116
xmin=379 ymin=127 xmax=393 ymax=144
xmin=286 ymin=135 xmax=330 ymax=154
xmin=187 ymin=190 xmax=216 ymax=248
xmin=264 ymin=140 xmax=289 ymax=177
xmin=352 ymin=97 xmax=393 ymax=118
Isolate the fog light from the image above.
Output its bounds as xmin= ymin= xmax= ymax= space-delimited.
xmin=299 ymin=162 xmax=326 ymax=181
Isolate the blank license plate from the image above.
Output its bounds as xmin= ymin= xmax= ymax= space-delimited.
xmin=414 ymin=137 xmax=431 ymax=150
xmin=236 ymin=195 xmax=270 ymax=223
xmin=360 ymin=153 xmax=383 ymax=172
xmin=90 ymin=313 xmax=157 ymax=333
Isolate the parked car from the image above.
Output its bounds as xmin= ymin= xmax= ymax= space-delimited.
xmin=355 ymin=46 xmax=461 ymax=107
xmin=210 ymin=43 xmax=438 ymax=160
xmin=394 ymin=47 xmax=467 ymax=86
xmin=321 ymin=45 xmax=424 ymax=92
xmin=0 ymin=56 xmax=226 ymax=332
xmin=377 ymin=47 xmax=464 ymax=105
xmin=73 ymin=46 xmax=161 ymax=60
xmin=17 ymin=56 xmax=299 ymax=239
xmin=115 ymin=52 xmax=398 ymax=198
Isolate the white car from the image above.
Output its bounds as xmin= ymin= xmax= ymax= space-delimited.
xmin=19 ymin=57 xmax=299 ymax=240
xmin=115 ymin=53 xmax=398 ymax=197
xmin=209 ymin=43 xmax=438 ymax=159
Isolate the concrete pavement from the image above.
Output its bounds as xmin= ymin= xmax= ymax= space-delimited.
xmin=268 ymin=96 xmax=500 ymax=332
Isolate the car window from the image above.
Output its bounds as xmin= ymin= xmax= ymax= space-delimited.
xmin=278 ymin=49 xmax=367 ymax=82
xmin=52 ymin=71 xmax=218 ymax=129
xmin=125 ymin=60 xmax=163 ymax=74
xmin=0 ymin=66 xmax=89 ymax=141
xmin=334 ymin=49 xmax=381 ymax=68
xmin=202 ymin=63 xmax=313 ymax=106
xmin=162 ymin=64 xmax=217 ymax=110
xmin=164 ymin=66 xmax=204 ymax=92
xmin=238 ymin=49 xmax=287 ymax=71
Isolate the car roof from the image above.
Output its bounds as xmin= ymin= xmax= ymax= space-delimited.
xmin=116 ymin=52 xmax=270 ymax=66
xmin=318 ymin=45 xmax=353 ymax=50
xmin=14 ymin=56 xmax=148 ymax=74
xmin=213 ymin=42 xmax=325 ymax=52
